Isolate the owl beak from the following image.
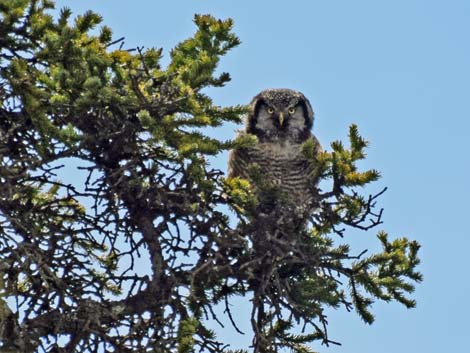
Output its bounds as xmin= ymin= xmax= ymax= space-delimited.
xmin=278 ymin=112 xmax=285 ymax=127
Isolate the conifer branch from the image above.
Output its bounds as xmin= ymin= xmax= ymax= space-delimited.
xmin=0 ymin=1 xmax=421 ymax=352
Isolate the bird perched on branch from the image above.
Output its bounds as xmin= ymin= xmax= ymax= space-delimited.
xmin=228 ymin=88 xmax=321 ymax=216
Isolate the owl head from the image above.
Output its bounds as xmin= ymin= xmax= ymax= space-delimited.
xmin=246 ymin=88 xmax=314 ymax=142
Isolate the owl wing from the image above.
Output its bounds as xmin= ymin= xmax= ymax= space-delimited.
xmin=227 ymin=146 xmax=251 ymax=180
xmin=304 ymin=134 xmax=323 ymax=183
xmin=310 ymin=134 xmax=322 ymax=151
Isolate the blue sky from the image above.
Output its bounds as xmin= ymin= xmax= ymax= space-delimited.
xmin=55 ymin=1 xmax=470 ymax=352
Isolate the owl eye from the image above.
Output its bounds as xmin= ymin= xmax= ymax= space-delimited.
xmin=266 ymin=107 xmax=275 ymax=114
xmin=288 ymin=107 xmax=296 ymax=114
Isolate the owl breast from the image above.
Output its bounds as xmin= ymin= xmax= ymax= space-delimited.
xmin=228 ymin=140 xmax=317 ymax=208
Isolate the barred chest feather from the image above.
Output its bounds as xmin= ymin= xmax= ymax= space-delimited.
xmin=229 ymin=140 xmax=317 ymax=208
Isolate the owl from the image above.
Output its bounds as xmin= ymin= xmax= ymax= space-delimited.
xmin=228 ymin=88 xmax=321 ymax=214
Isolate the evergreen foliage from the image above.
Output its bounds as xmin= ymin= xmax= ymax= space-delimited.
xmin=0 ymin=1 xmax=421 ymax=352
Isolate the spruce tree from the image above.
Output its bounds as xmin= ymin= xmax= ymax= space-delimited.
xmin=0 ymin=1 xmax=421 ymax=352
